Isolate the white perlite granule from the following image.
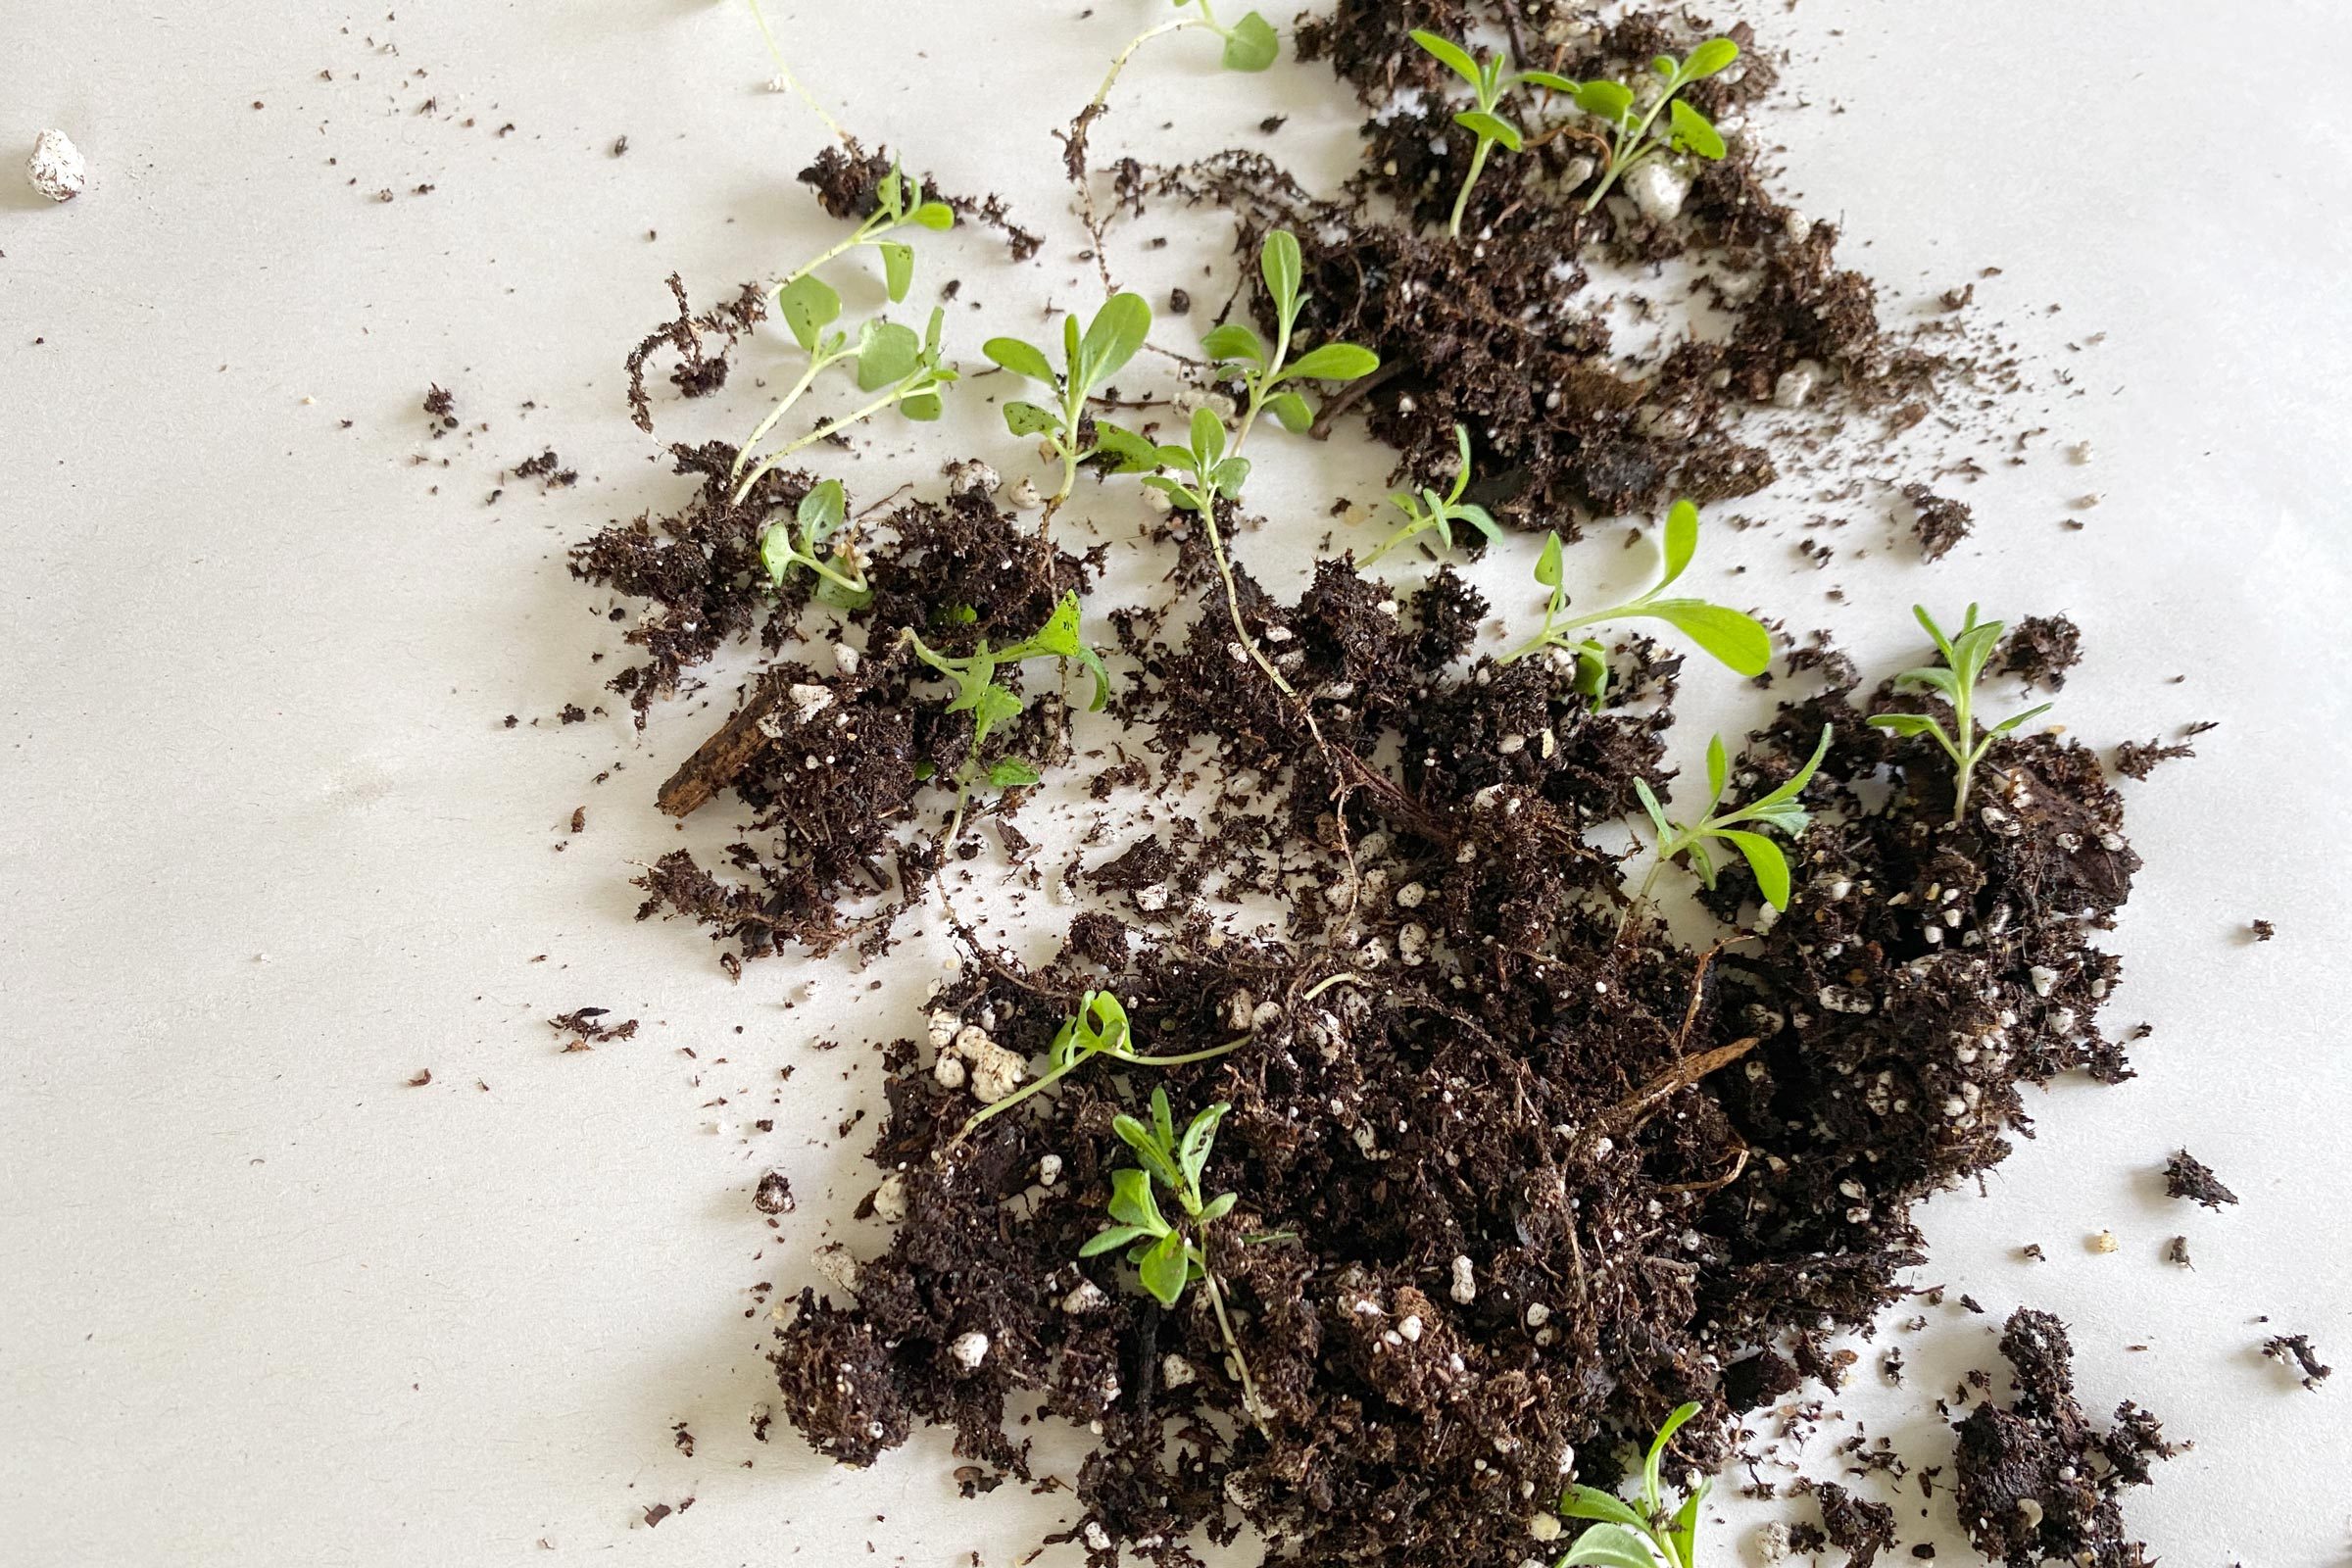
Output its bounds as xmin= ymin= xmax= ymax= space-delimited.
xmin=28 ymin=129 xmax=85 ymax=202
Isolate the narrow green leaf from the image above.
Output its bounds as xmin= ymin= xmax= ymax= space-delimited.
xmin=1519 ymin=70 xmax=1580 ymax=94
xmin=1869 ymin=712 xmax=1943 ymax=739
xmin=1892 ymin=666 xmax=1962 ymax=700
xmin=988 ymin=758 xmax=1043 ymax=789
xmin=1283 ymin=342 xmax=1381 ymax=382
xmin=1456 ymin=503 xmax=1500 ymax=539
xmin=1705 ymin=734 xmax=1728 ymax=804
xmin=1535 ymin=530 xmax=1566 ymax=589
xmin=1668 ymin=98 xmax=1726 ymax=160
xmin=876 ymin=241 xmax=914 ymax=303
xmin=1642 ymin=600 xmax=1772 ymax=677
xmin=1644 ymin=1401 xmax=1702 ymax=1512
xmin=1409 ymin=28 xmax=1481 ymax=88
xmin=1112 ymin=1114 xmax=1152 ymax=1156
xmin=1222 ymin=11 xmax=1278 ymax=72
xmin=1747 ymin=724 xmax=1836 ymax=809
xmin=1150 ymin=1086 xmax=1176 ymax=1151
xmin=856 ymin=320 xmax=921 ymax=391
xmin=1720 ymin=829 xmax=1790 ymax=909
xmin=1686 ymin=37 xmax=1740 ymax=78
xmin=1178 ymin=1102 xmax=1230 ymax=1189
xmin=1081 ymin=1224 xmax=1151 ymax=1257
xmin=777 ymin=273 xmax=842 ymax=353
xmin=1633 ymin=777 xmax=1673 ymax=839
xmin=1199 ymin=1192 xmax=1237 ymax=1223
xmin=1259 ymin=229 xmax=1304 ymax=321
xmin=1558 ymin=1487 xmax=1650 ymax=1531
xmin=1988 ymin=703 xmax=2053 ymax=736
xmin=1658 ymin=498 xmax=1699 ymax=589
xmin=1080 ymin=292 xmax=1153 ymax=390
xmin=1003 ymin=400 xmax=1060 ymax=437
xmin=983 ymin=336 xmax=1058 ymax=384
xmin=1454 ymin=109 xmax=1523 ymax=153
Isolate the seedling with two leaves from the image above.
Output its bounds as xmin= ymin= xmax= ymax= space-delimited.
xmin=1081 ymin=1086 xmax=1267 ymax=1429
xmin=760 ymin=478 xmax=869 ymax=609
xmin=1867 ymin=605 xmax=2051 ymax=824
xmin=985 ymin=293 xmax=1161 ymax=506
xmin=1407 ymin=29 xmax=1579 ymax=238
xmin=958 ymin=991 xmax=1246 ymax=1140
xmin=773 ymin=159 xmax=955 ymax=326
xmin=1201 ymin=229 xmax=1382 ymax=446
xmin=1570 ymin=38 xmax=1740 ymax=215
xmin=1140 ymin=406 xmax=1253 ymax=516
xmin=900 ymin=591 xmax=1110 ymax=843
xmin=731 ymin=306 xmax=957 ymax=503
xmin=1555 ymin=1401 xmax=1710 ymax=1568
xmin=1090 ymin=0 xmax=1280 ymax=120
xmin=1499 ymin=499 xmax=1770 ymax=699
xmin=1362 ymin=422 xmax=1497 ymax=565
xmin=1633 ymin=725 xmax=1832 ymax=914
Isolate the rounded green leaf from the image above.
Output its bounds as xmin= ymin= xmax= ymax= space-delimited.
xmin=856 ymin=320 xmax=921 ymax=390
xmin=776 ymin=273 xmax=842 ymax=352
xmin=1267 ymin=390 xmax=1314 ymax=432
xmin=1720 ymin=829 xmax=1791 ymax=909
xmin=1668 ymin=98 xmax=1726 ymax=161
xmin=910 ymin=200 xmax=956 ymax=231
xmin=877 ymin=240 xmax=915 ymax=304
xmin=1558 ymin=1523 xmax=1663 ymax=1568
xmin=1575 ymin=79 xmax=1635 ymax=122
xmin=1003 ymin=400 xmax=1060 ymax=437
xmin=798 ymin=478 xmax=847 ymax=538
xmin=901 ymin=392 xmax=944 ymax=421
xmin=1222 ymin=11 xmax=1279 ymax=72
xmin=1641 ymin=600 xmax=1771 ymax=677
xmin=1189 ymin=405 xmax=1228 ymax=465
xmin=1658 ymin=497 xmax=1700 ymax=588
xmin=1208 ymin=456 xmax=1251 ymax=498
xmin=1453 ymin=109 xmax=1523 ymax=153
xmin=1534 ymin=530 xmax=1566 ymax=589
xmin=983 ymin=336 xmax=1058 ymax=385
xmin=1259 ymin=228 xmax=1303 ymax=318
xmin=1080 ymin=292 xmax=1154 ymax=389
xmin=1200 ymin=320 xmax=1269 ymax=368
xmin=1283 ymin=342 xmax=1380 ymax=382
xmin=1090 ymin=420 xmax=1160 ymax=473
xmin=1408 ymin=28 xmax=1480 ymax=86
xmin=1138 ymin=1232 xmax=1190 ymax=1305
xmin=1685 ymin=37 xmax=1740 ymax=78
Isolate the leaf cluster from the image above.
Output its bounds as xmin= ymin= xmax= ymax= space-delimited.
xmin=1202 ymin=229 xmax=1381 ymax=443
xmin=1080 ymin=1087 xmax=1236 ymax=1306
xmin=1140 ymin=406 xmax=1254 ymax=514
xmin=1570 ymin=38 xmax=1740 ymax=214
xmin=1362 ymin=422 xmax=1497 ymax=565
xmin=986 ymin=293 xmax=1160 ymax=502
xmin=1634 ymin=725 xmax=1831 ymax=912
xmin=1408 ymin=29 xmax=1578 ymax=237
xmin=776 ymin=159 xmax=955 ymax=325
xmin=759 ymin=478 xmax=870 ymax=609
xmin=1868 ymin=604 xmax=2051 ymax=822
xmin=902 ymin=589 xmax=1110 ymax=798
xmin=733 ymin=306 xmax=957 ymax=502
xmin=959 ymin=991 xmax=1244 ymax=1138
xmin=1557 ymin=1402 xmax=1710 ymax=1568
xmin=1501 ymin=499 xmax=1770 ymax=698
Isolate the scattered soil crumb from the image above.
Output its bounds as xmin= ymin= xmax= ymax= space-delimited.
xmin=2262 ymin=1334 xmax=2331 ymax=1392
xmin=1901 ymin=484 xmax=1973 ymax=563
xmin=2161 ymin=1150 xmax=2237 ymax=1209
xmin=1994 ymin=614 xmax=2081 ymax=690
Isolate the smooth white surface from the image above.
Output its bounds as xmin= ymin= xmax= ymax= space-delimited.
xmin=4 ymin=3 xmax=2350 ymax=1564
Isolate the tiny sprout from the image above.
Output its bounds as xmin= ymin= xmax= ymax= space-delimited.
xmin=1569 ymin=38 xmax=1740 ymax=215
xmin=1140 ymin=405 xmax=1252 ymax=516
xmin=1868 ymin=604 xmax=2052 ymax=824
xmin=1201 ymin=228 xmax=1382 ymax=448
xmin=773 ymin=158 xmax=956 ymax=325
xmin=900 ymin=590 xmax=1110 ymax=844
xmin=985 ymin=293 xmax=1160 ymax=506
xmin=1500 ymin=499 xmax=1770 ymax=698
xmin=760 ymin=478 xmax=870 ymax=609
xmin=1408 ymin=29 xmax=1579 ymax=238
xmin=732 ymin=306 xmax=957 ymax=502
xmin=1081 ymin=1086 xmax=1266 ymax=1428
xmin=1633 ymin=725 xmax=1832 ymax=914
xmin=1362 ymin=422 xmax=1497 ymax=566
xmin=963 ymin=990 xmax=1245 ymax=1137
xmin=1556 ymin=1401 xmax=1710 ymax=1568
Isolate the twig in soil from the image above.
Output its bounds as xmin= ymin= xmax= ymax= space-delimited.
xmin=1605 ymin=1038 xmax=1758 ymax=1134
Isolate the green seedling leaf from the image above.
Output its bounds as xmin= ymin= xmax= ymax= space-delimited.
xmin=902 ymin=392 xmax=944 ymax=421
xmin=910 ymin=200 xmax=956 ymax=231
xmin=1643 ymin=1401 xmax=1701 ymax=1513
xmin=1259 ymin=229 xmax=1303 ymax=320
xmin=1177 ymin=1102 xmax=1230 ymax=1189
xmin=1267 ymin=390 xmax=1315 ymax=433
xmin=1454 ymin=109 xmax=1523 ymax=153
xmin=1282 ymin=343 xmax=1381 ymax=382
xmin=1535 ymin=531 xmax=1566 ymax=590
xmin=1190 ymin=406 xmax=1228 ymax=465
xmin=1668 ymin=98 xmax=1727 ymax=160
xmin=856 ymin=320 xmax=921 ymax=390
xmin=1138 ymin=1232 xmax=1190 ymax=1305
xmin=1559 ymin=1487 xmax=1650 ymax=1531
xmin=799 ymin=478 xmax=847 ymax=538
xmin=1869 ymin=712 xmax=1943 ymax=739
xmin=1705 ymin=732 xmax=1729 ymax=804
xmin=877 ymin=240 xmax=914 ymax=303
xmin=1520 ymin=69 xmax=1580 ymax=93
xmin=1208 ymin=457 xmax=1252 ymax=497
xmin=1105 ymin=1167 xmax=1166 ymax=1231
xmin=1150 ymin=1086 xmax=1177 ymax=1153
xmin=1659 ymin=498 xmax=1699 ymax=587
xmin=967 ymin=682 xmax=1024 ymax=748
xmin=1091 ymin=421 xmax=1160 ymax=473
xmin=1200 ymin=1192 xmax=1237 ymax=1223
xmin=1222 ymin=11 xmax=1278 ymax=72
xmin=984 ymin=337 xmax=1057 ymax=385
xmin=1633 ymin=778 xmax=1673 ymax=839
xmin=1557 ymin=1524 xmax=1661 ymax=1568
xmin=1004 ymin=400 xmax=1060 ymax=437
xmin=1081 ymin=1224 xmax=1152 ymax=1256
xmin=1458 ymin=504 xmax=1499 ymax=539
xmin=988 ymin=758 xmax=1043 ymax=789
xmin=1686 ymin=36 xmax=1740 ymax=77
xmin=1988 ymin=703 xmax=2054 ymax=736
xmin=1081 ymin=292 xmax=1154 ymax=388
xmin=1409 ymin=28 xmax=1480 ymax=86
xmin=1576 ymin=79 xmax=1636 ymax=122
xmin=777 ymin=273 xmax=842 ymax=352
xmin=1720 ymin=829 xmax=1791 ymax=909
xmin=1201 ymin=321 xmax=1269 ymax=368
xmin=1642 ymin=600 xmax=1772 ymax=677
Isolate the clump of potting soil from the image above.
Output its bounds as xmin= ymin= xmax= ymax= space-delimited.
xmin=2162 ymin=1149 xmax=2237 ymax=1209
xmin=1952 ymin=1308 xmax=2178 ymax=1568
xmin=2262 ymin=1333 xmax=2331 ymax=1392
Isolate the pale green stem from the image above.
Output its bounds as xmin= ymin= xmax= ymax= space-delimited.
xmin=1196 ymin=1232 xmax=1269 ymax=1437
xmin=743 ymin=0 xmax=850 ymax=143
xmin=1448 ymin=135 xmax=1495 ymax=238
xmin=1583 ymin=68 xmax=1690 ymax=214
xmin=734 ymin=379 xmax=925 ymax=499
xmin=1198 ymin=503 xmax=1298 ymax=701
xmin=732 ymin=343 xmax=857 ymax=489
xmin=957 ymin=1036 xmax=1245 ymax=1141
xmin=1086 ymin=14 xmax=1206 ymax=125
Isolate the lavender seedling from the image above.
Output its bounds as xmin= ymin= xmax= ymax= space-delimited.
xmin=1556 ymin=1401 xmax=1709 ymax=1567
xmin=985 ymin=292 xmax=1160 ymax=506
xmin=1361 ymin=422 xmax=1498 ymax=565
xmin=1499 ymin=500 xmax=1770 ymax=697
xmin=1081 ymin=1087 xmax=1266 ymax=1428
xmin=961 ymin=991 xmax=1243 ymax=1138
xmin=732 ymin=306 xmax=956 ymax=501
xmin=1868 ymin=604 xmax=2053 ymax=823
xmin=759 ymin=478 xmax=870 ymax=609
xmin=1408 ymin=29 xmax=1579 ymax=237
xmin=1633 ymin=726 xmax=1832 ymax=913
xmin=899 ymin=590 xmax=1109 ymax=845
xmin=1571 ymin=38 xmax=1739 ymax=215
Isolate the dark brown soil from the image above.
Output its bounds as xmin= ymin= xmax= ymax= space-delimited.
xmin=556 ymin=3 xmax=2180 ymax=1563
xmin=2162 ymin=1149 xmax=2237 ymax=1209
xmin=1951 ymin=1309 xmax=2178 ymax=1568
xmin=2261 ymin=1333 xmax=2330 ymax=1391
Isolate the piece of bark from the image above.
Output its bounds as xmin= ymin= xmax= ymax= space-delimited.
xmin=658 ymin=676 xmax=785 ymax=816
